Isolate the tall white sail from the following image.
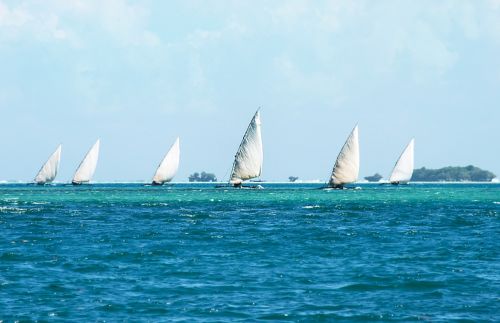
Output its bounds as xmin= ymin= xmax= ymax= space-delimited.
xmin=34 ymin=145 xmax=62 ymax=184
xmin=328 ymin=125 xmax=360 ymax=187
xmin=72 ymin=139 xmax=100 ymax=184
xmin=389 ymin=138 xmax=415 ymax=184
xmin=152 ymin=137 xmax=180 ymax=185
xmin=230 ymin=110 xmax=263 ymax=185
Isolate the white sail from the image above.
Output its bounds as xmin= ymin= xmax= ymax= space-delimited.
xmin=389 ymin=138 xmax=415 ymax=184
xmin=72 ymin=139 xmax=100 ymax=184
xmin=329 ymin=125 xmax=360 ymax=187
xmin=230 ymin=110 xmax=263 ymax=185
xmin=34 ymin=145 xmax=62 ymax=184
xmin=152 ymin=137 xmax=180 ymax=184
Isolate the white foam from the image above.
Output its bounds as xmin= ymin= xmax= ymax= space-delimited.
xmin=302 ymin=205 xmax=321 ymax=209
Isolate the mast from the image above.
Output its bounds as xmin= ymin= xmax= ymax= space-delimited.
xmin=389 ymin=138 xmax=415 ymax=184
xmin=72 ymin=139 xmax=100 ymax=185
xmin=34 ymin=144 xmax=62 ymax=184
xmin=328 ymin=125 xmax=360 ymax=188
xmin=152 ymin=137 xmax=180 ymax=185
xmin=229 ymin=110 xmax=263 ymax=186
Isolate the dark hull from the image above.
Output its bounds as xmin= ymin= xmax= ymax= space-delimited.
xmin=319 ymin=184 xmax=344 ymax=190
xmin=215 ymin=184 xmax=264 ymax=189
xmin=378 ymin=181 xmax=409 ymax=186
xmin=35 ymin=182 xmax=54 ymax=186
xmin=320 ymin=184 xmax=360 ymax=190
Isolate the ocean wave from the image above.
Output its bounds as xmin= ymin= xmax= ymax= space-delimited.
xmin=0 ymin=182 xmax=498 ymax=321
xmin=0 ymin=206 xmax=27 ymax=214
xmin=302 ymin=205 xmax=321 ymax=209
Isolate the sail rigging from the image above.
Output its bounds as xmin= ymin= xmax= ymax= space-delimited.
xmin=328 ymin=125 xmax=360 ymax=187
xmin=152 ymin=137 xmax=180 ymax=185
xmin=34 ymin=145 xmax=62 ymax=184
xmin=389 ymin=139 xmax=415 ymax=184
xmin=229 ymin=110 xmax=263 ymax=185
xmin=72 ymin=139 xmax=100 ymax=184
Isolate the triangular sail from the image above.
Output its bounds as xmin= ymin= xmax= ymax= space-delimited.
xmin=72 ymin=139 xmax=100 ymax=184
xmin=389 ymin=139 xmax=415 ymax=183
xmin=230 ymin=110 xmax=263 ymax=185
xmin=34 ymin=145 xmax=62 ymax=184
xmin=152 ymin=137 xmax=180 ymax=184
xmin=328 ymin=125 xmax=360 ymax=187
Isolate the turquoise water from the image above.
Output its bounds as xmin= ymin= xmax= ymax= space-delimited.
xmin=0 ymin=183 xmax=498 ymax=321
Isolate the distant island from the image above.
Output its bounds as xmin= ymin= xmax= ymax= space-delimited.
xmin=411 ymin=165 xmax=496 ymax=182
xmin=188 ymin=172 xmax=217 ymax=182
xmin=364 ymin=173 xmax=383 ymax=182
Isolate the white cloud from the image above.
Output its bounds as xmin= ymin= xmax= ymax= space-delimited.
xmin=2 ymin=0 xmax=499 ymax=116
xmin=0 ymin=0 xmax=159 ymax=46
xmin=405 ymin=21 xmax=459 ymax=80
xmin=268 ymin=1 xmax=465 ymax=81
xmin=92 ymin=0 xmax=159 ymax=46
xmin=270 ymin=0 xmax=309 ymax=27
xmin=0 ymin=2 xmax=31 ymax=27
xmin=272 ymin=53 xmax=344 ymax=108
xmin=0 ymin=1 xmax=75 ymax=43
xmin=489 ymin=0 xmax=500 ymax=9
xmin=188 ymin=29 xmax=222 ymax=49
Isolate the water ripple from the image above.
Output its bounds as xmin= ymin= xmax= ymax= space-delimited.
xmin=0 ymin=183 xmax=498 ymax=321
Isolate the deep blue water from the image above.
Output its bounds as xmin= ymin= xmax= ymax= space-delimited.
xmin=0 ymin=183 xmax=499 ymax=321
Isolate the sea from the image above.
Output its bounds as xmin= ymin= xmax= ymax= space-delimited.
xmin=0 ymin=183 xmax=498 ymax=322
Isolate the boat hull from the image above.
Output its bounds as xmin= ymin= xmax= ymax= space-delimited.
xmin=215 ymin=184 xmax=264 ymax=189
xmin=390 ymin=181 xmax=409 ymax=185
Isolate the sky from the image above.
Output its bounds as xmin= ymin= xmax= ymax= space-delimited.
xmin=0 ymin=0 xmax=499 ymax=182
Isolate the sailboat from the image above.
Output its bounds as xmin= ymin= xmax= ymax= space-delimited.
xmin=327 ymin=125 xmax=360 ymax=189
xmin=389 ymin=138 xmax=414 ymax=185
xmin=152 ymin=137 xmax=180 ymax=185
xmin=72 ymin=139 xmax=100 ymax=185
xmin=228 ymin=110 xmax=263 ymax=188
xmin=34 ymin=145 xmax=62 ymax=185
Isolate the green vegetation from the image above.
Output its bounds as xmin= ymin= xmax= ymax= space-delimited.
xmin=412 ymin=165 xmax=496 ymax=182
xmin=364 ymin=173 xmax=382 ymax=182
xmin=188 ymin=172 xmax=217 ymax=182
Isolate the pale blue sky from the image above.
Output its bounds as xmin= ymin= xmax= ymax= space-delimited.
xmin=0 ymin=0 xmax=499 ymax=182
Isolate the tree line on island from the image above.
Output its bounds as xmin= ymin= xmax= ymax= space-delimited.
xmin=189 ymin=165 xmax=496 ymax=182
xmin=188 ymin=172 xmax=217 ymax=182
xmin=363 ymin=165 xmax=496 ymax=182
xmin=411 ymin=166 xmax=496 ymax=182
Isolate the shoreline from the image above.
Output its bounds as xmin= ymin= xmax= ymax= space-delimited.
xmin=1 ymin=181 xmax=499 ymax=185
